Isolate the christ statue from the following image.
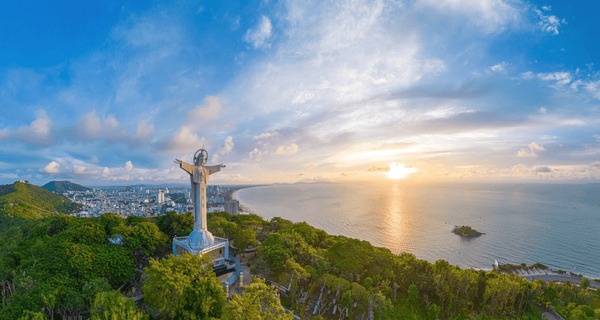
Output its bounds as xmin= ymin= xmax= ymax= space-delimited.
xmin=175 ymin=148 xmax=225 ymax=250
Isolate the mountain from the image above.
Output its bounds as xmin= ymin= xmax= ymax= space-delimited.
xmin=0 ymin=181 xmax=82 ymax=219
xmin=42 ymin=180 xmax=90 ymax=193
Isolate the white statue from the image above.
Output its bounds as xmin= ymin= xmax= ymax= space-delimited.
xmin=175 ymin=148 xmax=225 ymax=250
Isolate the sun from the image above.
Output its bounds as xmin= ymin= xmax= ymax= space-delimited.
xmin=385 ymin=162 xmax=419 ymax=180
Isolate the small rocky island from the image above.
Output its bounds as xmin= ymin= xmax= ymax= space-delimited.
xmin=452 ymin=225 xmax=484 ymax=238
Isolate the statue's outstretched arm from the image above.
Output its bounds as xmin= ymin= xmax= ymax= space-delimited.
xmin=206 ymin=164 xmax=225 ymax=175
xmin=174 ymin=159 xmax=194 ymax=175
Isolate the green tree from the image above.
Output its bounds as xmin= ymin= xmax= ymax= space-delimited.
xmin=18 ymin=310 xmax=46 ymax=320
xmin=122 ymin=221 xmax=169 ymax=256
xmin=155 ymin=212 xmax=194 ymax=239
xmin=91 ymin=291 xmax=146 ymax=320
xmin=426 ymin=303 xmax=440 ymax=320
xmin=143 ymin=254 xmax=226 ymax=319
xmin=222 ymin=278 xmax=293 ymax=320
xmin=580 ymin=278 xmax=590 ymax=289
xmin=408 ymin=283 xmax=419 ymax=312
xmin=208 ymin=215 xmax=238 ymax=239
xmin=233 ymin=227 xmax=257 ymax=250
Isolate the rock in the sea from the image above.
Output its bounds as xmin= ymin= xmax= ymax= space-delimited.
xmin=452 ymin=225 xmax=484 ymax=238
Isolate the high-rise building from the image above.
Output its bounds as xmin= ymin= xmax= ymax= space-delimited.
xmin=157 ymin=190 xmax=165 ymax=204
xmin=224 ymin=199 xmax=239 ymax=215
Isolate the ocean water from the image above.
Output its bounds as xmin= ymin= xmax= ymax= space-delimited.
xmin=235 ymin=182 xmax=600 ymax=278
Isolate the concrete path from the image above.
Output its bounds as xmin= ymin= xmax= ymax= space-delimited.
xmin=524 ymin=274 xmax=600 ymax=289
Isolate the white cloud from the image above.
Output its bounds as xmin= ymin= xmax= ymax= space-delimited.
xmin=188 ymin=96 xmax=222 ymax=123
xmin=489 ymin=62 xmax=509 ymax=74
xmin=244 ymin=15 xmax=272 ymax=48
xmin=534 ymin=7 xmax=564 ymax=35
xmin=157 ymin=125 xmax=205 ymax=152
xmin=125 ymin=160 xmax=134 ymax=172
xmin=75 ymin=110 xmax=126 ymax=140
xmin=135 ymin=120 xmax=154 ymax=139
xmin=511 ymin=164 xmax=528 ymax=175
xmin=529 ymin=142 xmax=545 ymax=152
xmin=516 ymin=141 xmax=545 ymax=158
xmin=229 ymin=1 xmax=446 ymax=118
xmin=29 ymin=109 xmax=51 ymax=136
xmin=275 ymin=143 xmax=299 ymax=155
xmin=585 ymin=80 xmax=600 ymax=100
xmin=249 ymin=148 xmax=264 ymax=162
xmin=219 ymin=136 xmax=234 ymax=154
xmin=419 ymin=0 xmax=520 ymax=33
xmin=253 ymin=131 xmax=279 ymax=141
xmin=14 ymin=109 xmax=52 ymax=145
xmin=212 ymin=136 xmax=235 ymax=163
xmin=43 ymin=161 xmax=60 ymax=174
xmin=537 ymin=72 xmax=572 ymax=86
xmin=74 ymin=165 xmax=87 ymax=175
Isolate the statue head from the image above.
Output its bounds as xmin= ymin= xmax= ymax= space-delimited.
xmin=194 ymin=148 xmax=208 ymax=166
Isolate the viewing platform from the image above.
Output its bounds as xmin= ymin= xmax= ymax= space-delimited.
xmin=172 ymin=235 xmax=230 ymax=265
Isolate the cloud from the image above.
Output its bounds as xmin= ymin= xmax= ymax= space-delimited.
xmin=135 ymin=120 xmax=154 ymax=140
xmin=244 ymin=15 xmax=272 ymax=48
xmin=125 ymin=161 xmax=134 ymax=172
xmin=275 ymin=143 xmax=299 ymax=155
xmin=187 ymin=96 xmax=222 ymax=123
xmin=489 ymin=62 xmax=509 ymax=74
xmin=253 ymin=131 xmax=280 ymax=141
xmin=249 ymin=148 xmax=264 ymax=162
xmin=367 ymin=165 xmax=387 ymax=172
xmin=585 ymin=80 xmax=600 ymax=100
xmin=533 ymin=166 xmax=552 ymax=173
xmin=419 ymin=0 xmax=520 ymax=34
xmin=511 ymin=164 xmax=528 ymax=175
xmin=27 ymin=109 xmax=51 ymax=136
xmin=219 ymin=136 xmax=234 ymax=154
xmin=534 ymin=7 xmax=564 ymax=35
xmin=385 ymin=162 xmax=419 ymax=180
xmin=12 ymin=109 xmax=53 ymax=145
xmin=43 ymin=161 xmax=60 ymax=174
xmin=74 ymin=165 xmax=87 ymax=175
xmin=74 ymin=110 xmax=126 ymax=141
xmin=155 ymin=126 xmax=205 ymax=152
xmin=212 ymin=136 xmax=234 ymax=163
xmin=536 ymin=72 xmax=572 ymax=86
xmin=2 ymin=1 xmax=599 ymax=185
xmin=516 ymin=142 xmax=546 ymax=158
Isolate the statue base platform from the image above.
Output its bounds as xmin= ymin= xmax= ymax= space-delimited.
xmin=172 ymin=232 xmax=230 ymax=265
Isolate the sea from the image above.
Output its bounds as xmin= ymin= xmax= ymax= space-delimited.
xmin=234 ymin=182 xmax=600 ymax=278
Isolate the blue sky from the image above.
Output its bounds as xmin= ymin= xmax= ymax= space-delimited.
xmin=1 ymin=0 xmax=599 ymax=185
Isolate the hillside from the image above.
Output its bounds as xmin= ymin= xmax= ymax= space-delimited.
xmin=42 ymin=180 xmax=90 ymax=193
xmin=0 ymin=181 xmax=81 ymax=219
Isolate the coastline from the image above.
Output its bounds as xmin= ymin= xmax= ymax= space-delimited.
xmin=231 ymin=185 xmax=259 ymax=215
xmin=231 ymin=183 xmax=600 ymax=280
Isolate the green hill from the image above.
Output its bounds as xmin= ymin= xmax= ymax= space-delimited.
xmin=42 ymin=180 xmax=90 ymax=193
xmin=0 ymin=181 xmax=81 ymax=219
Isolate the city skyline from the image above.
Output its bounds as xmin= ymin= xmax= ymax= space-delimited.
xmin=1 ymin=1 xmax=600 ymax=185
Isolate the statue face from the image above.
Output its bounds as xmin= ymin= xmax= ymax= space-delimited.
xmin=195 ymin=153 xmax=205 ymax=166
xmin=194 ymin=149 xmax=208 ymax=166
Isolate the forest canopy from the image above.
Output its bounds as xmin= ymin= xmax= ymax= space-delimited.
xmin=1 ymin=209 xmax=598 ymax=319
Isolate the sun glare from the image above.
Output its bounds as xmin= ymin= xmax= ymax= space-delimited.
xmin=385 ymin=162 xmax=419 ymax=180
